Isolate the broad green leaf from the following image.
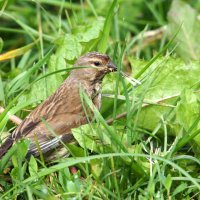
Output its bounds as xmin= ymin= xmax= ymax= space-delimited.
xmin=176 ymin=89 xmax=199 ymax=131
xmin=11 ymin=139 xmax=30 ymax=167
xmin=162 ymin=174 xmax=172 ymax=191
xmin=65 ymin=143 xmax=85 ymax=157
xmin=71 ymin=124 xmax=113 ymax=153
xmin=168 ymin=0 xmax=200 ymax=61
xmin=90 ymin=158 xmax=103 ymax=178
xmin=67 ymin=181 xmax=78 ymax=192
xmin=55 ymin=34 xmax=82 ymax=62
xmin=128 ymin=57 xmax=200 ymax=133
xmin=101 ymin=73 xmax=123 ymax=117
xmin=175 ymin=89 xmax=200 ymax=149
xmin=10 ymin=140 xmax=30 ymax=184
xmin=73 ymin=18 xmax=105 ymax=43
xmin=58 ymin=168 xmax=71 ymax=191
xmin=29 ymin=156 xmax=38 ymax=177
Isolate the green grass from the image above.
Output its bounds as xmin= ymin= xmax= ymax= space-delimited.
xmin=0 ymin=0 xmax=200 ymax=199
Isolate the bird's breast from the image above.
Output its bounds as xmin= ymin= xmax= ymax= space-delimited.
xmin=91 ymin=82 xmax=102 ymax=110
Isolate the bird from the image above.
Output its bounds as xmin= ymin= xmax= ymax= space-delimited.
xmin=0 ymin=52 xmax=117 ymax=159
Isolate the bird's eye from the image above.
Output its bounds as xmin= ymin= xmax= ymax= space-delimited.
xmin=94 ymin=61 xmax=101 ymax=66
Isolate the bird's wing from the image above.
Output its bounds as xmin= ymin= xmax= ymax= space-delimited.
xmin=20 ymin=111 xmax=85 ymax=156
xmin=0 ymin=110 xmax=80 ymax=158
xmin=10 ymin=102 xmax=85 ymax=156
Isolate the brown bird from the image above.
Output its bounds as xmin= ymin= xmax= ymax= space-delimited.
xmin=0 ymin=52 xmax=117 ymax=159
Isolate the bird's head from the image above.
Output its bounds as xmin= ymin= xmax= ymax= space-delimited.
xmin=70 ymin=52 xmax=117 ymax=82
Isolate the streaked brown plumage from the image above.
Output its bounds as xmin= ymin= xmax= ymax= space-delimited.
xmin=0 ymin=52 xmax=116 ymax=158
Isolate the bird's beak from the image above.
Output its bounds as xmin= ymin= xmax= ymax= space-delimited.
xmin=107 ymin=61 xmax=117 ymax=72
